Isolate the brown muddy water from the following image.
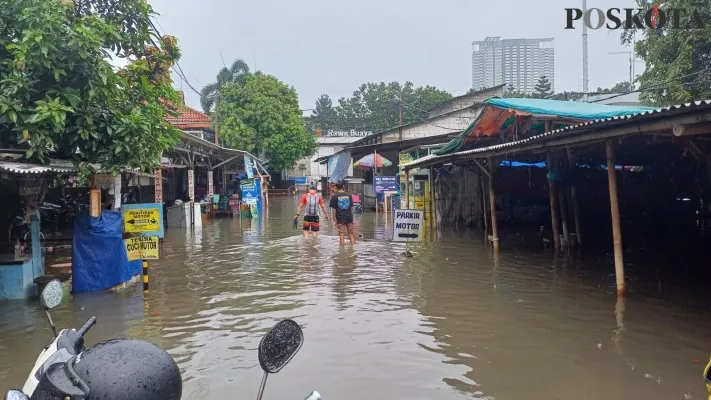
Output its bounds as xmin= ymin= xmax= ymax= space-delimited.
xmin=1 ymin=197 xmax=710 ymax=399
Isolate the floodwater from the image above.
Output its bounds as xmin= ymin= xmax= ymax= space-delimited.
xmin=1 ymin=197 xmax=710 ymax=399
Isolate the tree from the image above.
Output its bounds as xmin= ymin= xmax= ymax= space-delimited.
xmin=621 ymin=0 xmax=711 ymax=105
xmin=199 ymin=59 xmax=251 ymax=113
xmin=504 ymin=85 xmax=530 ymax=98
xmin=0 ymin=0 xmax=182 ymax=177
xmin=595 ymin=81 xmax=633 ymax=94
xmin=549 ymin=91 xmax=584 ymax=101
xmin=214 ymin=73 xmax=317 ymax=171
xmin=328 ymin=81 xmax=452 ymax=130
xmin=532 ymin=76 xmax=553 ymax=99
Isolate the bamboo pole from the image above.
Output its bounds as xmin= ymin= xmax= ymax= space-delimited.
xmin=558 ymin=187 xmax=570 ymax=248
xmin=567 ymin=148 xmax=582 ymax=246
xmin=428 ymin=168 xmax=434 ymax=228
xmin=606 ymin=140 xmax=625 ymax=296
xmin=547 ymin=152 xmax=561 ymax=251
xmin=481 ymin=171 xmax=489 ymax=245
xmin=488 ymin=157 xmax=499 ymax=252
xmin=430 ymin=167 xmax=438 ymax=230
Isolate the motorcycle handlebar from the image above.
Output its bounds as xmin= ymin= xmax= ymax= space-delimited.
xmin=77 ymin=316 xmax=96 ymax=337
xmin=304 ymin=391 xmax=322 ymax=400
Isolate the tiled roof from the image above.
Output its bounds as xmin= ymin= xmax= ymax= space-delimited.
xmin=165 ymin=91 xmax=211 ymax=129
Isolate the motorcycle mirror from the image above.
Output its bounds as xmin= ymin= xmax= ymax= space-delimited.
xmin=39 ymin=279 xmax=62 ymax=338
xmin=40 ymin=279 xmax=63 ymax=310
xmin=258 ymin=319 xmax=303 ymax=374
xmin=255 ymin=320 xmax=303 ymax=400
xmin=4 ymin=390 xmax=29 ymax=400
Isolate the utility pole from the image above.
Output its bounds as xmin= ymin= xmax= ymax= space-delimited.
xmin=398 ymin=99 xmax=403 ymax=143
xmin=582 ymin=0 xmax=589 ymax=99
xmin=609 ymin=51 xmax=634 ymax=90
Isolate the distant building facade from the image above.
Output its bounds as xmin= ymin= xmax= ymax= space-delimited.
xmin=472 ymin=37 xmax=554 ymax=95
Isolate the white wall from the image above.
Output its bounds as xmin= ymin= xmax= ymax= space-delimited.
xmin=380 ymin=105 xmax=485 ymax=143
xmin=285 ymin=144 xmax=354 ymax=181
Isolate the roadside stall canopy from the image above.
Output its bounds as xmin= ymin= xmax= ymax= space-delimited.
xmin=433 ymin=98 xmax=655 ymax=155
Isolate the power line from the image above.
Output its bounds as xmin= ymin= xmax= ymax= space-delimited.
xmin=146 ymin=18 xmax=204 ymax=100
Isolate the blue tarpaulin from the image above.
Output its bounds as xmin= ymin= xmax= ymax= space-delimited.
xmin=486 ymin=98 xmax=655 ymax=120
xmin=72 ymin=211 xmax=141 ymax=293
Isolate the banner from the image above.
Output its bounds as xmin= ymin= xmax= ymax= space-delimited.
xmin=153 ymin=168 xmax=163 ymax=203
xmin=244 ymin=154 xmax=254 ymax=179
xmin=328 ymin=150 xmax=351 ymax=183
xmin=187 ymin=169 xmax=195 ymax=202
xmin=241 ymin=179 xmax=259 ymax=205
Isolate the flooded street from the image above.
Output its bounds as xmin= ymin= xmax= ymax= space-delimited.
xmin=1 ymin=197 xmax=710 ymax=399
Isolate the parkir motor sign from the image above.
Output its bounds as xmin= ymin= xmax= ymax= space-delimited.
xmin=393 ymin=210 xmax=424 ymax=242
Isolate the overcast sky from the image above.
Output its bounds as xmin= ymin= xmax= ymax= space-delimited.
xmin=149 ymin=0 xmax=641 ymax=112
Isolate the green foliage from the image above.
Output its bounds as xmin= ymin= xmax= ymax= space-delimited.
xmin=312 ymin=82 xmax=452 ymax=130
xmin=532 ymin=76 xmax=553 ymax=99
xmin=215 ymin=73 xmax=316 ymax=171
xmin=595 ymin=81 xmax=633 ymax=94
xmin=200 ymin=59 xmax=250 ymax=113
xmin=504 ymin=86 xmax=530 ymax=98
xmin=0 ymin=0 xmax=182 ymax=177
xmin=621 ymin=0 xmax=711 ymax=105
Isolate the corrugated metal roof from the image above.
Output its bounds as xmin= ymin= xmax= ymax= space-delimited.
xmin=0 ymin=161 xmax=76 ymax=174
xmin=403 ymin=100 xmax=711 ymax=169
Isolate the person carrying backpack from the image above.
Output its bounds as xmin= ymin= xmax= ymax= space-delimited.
xmin=294 ymin=185 xmax=329 ymax=238
xmin=329 ymin=182 xmax=356 ymax=245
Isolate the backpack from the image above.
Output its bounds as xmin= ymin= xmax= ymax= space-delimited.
xmin=305 ymin=194 xmax=320 ymax=216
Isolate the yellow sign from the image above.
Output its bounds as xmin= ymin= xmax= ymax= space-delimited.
xmin=125 ymin=236 xmax=159 ymax=261
xmin=123 ymin=208 xmax=160 ymax=233
xmin=399 ymin=153 xmax=412 ymax=166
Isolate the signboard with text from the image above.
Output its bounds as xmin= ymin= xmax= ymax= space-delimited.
xmin=393 ymin=209 xmax=424 ymax=242
xmin=314 ymin=128 xmax=372 ymax=137
xmin=187 ymin=169 xmax=195 ymax=202
xmin=125 ymin=236 xmax=159 ymax=261
xmin=153 ymin=168 xmax=163 ymax=203
xmin=207 ymin=170 xmax=214 ymax=198
xmin=374 ymin=176 xmax=399 ymax=194
xmin=122 ymin=203 xmax=164 ymax=238
xmin=241 ymin=179 xmax=259 ymax=205
xmin=289 ymin=176 xmax=308 ymax=185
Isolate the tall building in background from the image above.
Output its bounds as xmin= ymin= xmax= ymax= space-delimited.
xmin=471 ymin=37 xmax=554 ymax=94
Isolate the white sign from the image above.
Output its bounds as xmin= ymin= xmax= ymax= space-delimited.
xmin=187 ymin=169 xmax=195 ymax=202
xmin=318 ymin=129 xmax=373 ymax=137
xmin=207 ymin=171 xmax=214 ymax=199
xmin=393 ymin=209 xmax=424 ymax=242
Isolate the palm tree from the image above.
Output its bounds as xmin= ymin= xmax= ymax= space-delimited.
xmin=200 ymin=59 xmax=250 ymax=113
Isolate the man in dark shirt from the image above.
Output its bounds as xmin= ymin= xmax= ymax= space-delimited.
xmin=329 ymin=182 xmax=356 ymax=245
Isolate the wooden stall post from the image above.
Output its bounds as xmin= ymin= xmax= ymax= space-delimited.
xmin=404 ymin=169 xmax=410 ymax=209
xmin=546 ymin=151 xmax=561 ymax=251
xmin=566 ymin=148 xmax=582 ymax=246
xmin=488 ymin=157 xmax=499 ymax=252
xmin=431 ymin=168 xmax=438 ymax=230
xmin=428 ymin=168 xmax=434 ymax=228
xmin=605 ymin=140 xmax=625 ymax=296
xmin=481 ymin=171 xmax=489 ymax=244
xmin=558 ymin=177 xmax=570 ymax=249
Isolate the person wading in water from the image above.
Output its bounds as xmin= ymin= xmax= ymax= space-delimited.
xmin=329 ymin=182 xmax=356 ymax=246
xmin=294 ymin=185 xmax=329 ymax=238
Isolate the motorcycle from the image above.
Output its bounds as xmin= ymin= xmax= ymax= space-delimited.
xmin=4 ymin=279 xmax=322 ymax=400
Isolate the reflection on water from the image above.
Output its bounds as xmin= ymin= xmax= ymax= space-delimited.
xmin=1 ymin=197 xmax=710 ymax=399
